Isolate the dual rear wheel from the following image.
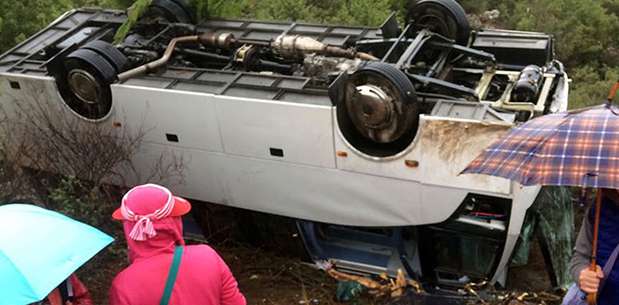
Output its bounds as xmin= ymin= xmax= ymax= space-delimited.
xmin=57 ymin=40 xmax=127 ymax=120
xmin=55 ymin=0 xmax=196 ymax=120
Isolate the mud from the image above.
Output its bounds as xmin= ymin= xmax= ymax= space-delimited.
xmin=420 ymin=119 xmax=511 ymax=163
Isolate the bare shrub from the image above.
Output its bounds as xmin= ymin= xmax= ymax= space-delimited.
xmin=0 ymin=78 xmax=184 ymax=221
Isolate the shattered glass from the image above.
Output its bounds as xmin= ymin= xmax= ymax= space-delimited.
xmin=510 ymin=186 xmax=575 ymax=289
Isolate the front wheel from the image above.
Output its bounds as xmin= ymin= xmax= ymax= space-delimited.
xmin=337 ymin=62 xmax=419 ymax=157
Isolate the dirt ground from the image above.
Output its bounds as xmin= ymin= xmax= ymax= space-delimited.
xmin=218 ymin=244 xmax=352 ymax=305
xmin=79 ymin=239 xmax=375 ymax=305
xmin=73 ymin=201 xmax=567 ymax=305
xmin=78 ymin=234 xmax=563 ymax=305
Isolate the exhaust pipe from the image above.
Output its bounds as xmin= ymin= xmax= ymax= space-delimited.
xmin=117 ymin=35 xmax=199 ymax=82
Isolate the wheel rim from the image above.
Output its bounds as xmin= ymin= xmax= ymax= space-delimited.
xmin=344 ymin=71 xmax=416 ymax=144
xmin=351 ymin=85 xmax=394 ymax=129
xmin=68 ymin=69 xmax=101 ymax=105
xmin=417 ymin=14 xmax=452 ymax=38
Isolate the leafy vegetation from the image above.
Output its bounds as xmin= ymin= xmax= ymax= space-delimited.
xmin=1 ymin=0 xmax=618 ymax=107
xmin=113 ymin=0 xmax=153 ymax=44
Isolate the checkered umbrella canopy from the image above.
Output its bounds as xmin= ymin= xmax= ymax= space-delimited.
xmin=462 ymin=104 xmax=619 ymax=188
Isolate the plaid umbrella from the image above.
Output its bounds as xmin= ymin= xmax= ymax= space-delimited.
xmin=462 ymin=81 xmax=619 ymax=305
xmin=462 ymin=104 xmax=619 ymax=188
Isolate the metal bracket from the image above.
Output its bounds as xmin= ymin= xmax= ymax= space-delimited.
xmin=407 ymin=73 xmax=479 ymax=100
xmin=379 ymin=12 xmax=401 ymax=39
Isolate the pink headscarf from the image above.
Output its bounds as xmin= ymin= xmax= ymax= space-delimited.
xmin=120 ymin=184 xmax=174 ymax=240
xmin=117 ymin=184 xmax=183 ymax=241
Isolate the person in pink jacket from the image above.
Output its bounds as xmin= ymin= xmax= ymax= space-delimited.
xmin=108 ymin=184 xmax=246 ymax=305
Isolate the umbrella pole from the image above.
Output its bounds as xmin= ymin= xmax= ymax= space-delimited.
xmin=607 ymin=81 xmax=619 ymax=104
xmin=587 ymin=189 xmax=603 ymax=305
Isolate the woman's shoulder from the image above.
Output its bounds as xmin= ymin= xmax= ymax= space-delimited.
xmin=184 ymin=244 xmax=230 ymax=269
xmin=185 ymin=244 xmax=223 ymax=258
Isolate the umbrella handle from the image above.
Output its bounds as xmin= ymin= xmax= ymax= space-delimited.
xmin=587 ymin=189 xmax=603 ymax=305
xmin=587 ymin=293 xmax=597 ymax=305
xmin=608 ymin=81 xmax=619 ymax=103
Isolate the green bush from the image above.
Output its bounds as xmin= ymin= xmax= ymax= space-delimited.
xmin=569 ymin=65 xmax=619 ymax=109
xmin=205 ymin=0 xmax=396 ymax=26
xmin=48 ymin=176 xmax=118 ymax=233
xmin=0 ymin=0 xmax=125 ymax=54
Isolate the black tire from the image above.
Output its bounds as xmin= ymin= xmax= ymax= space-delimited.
xmin=360 ymin=62 xmax=417 ymax=104
xmin=406 ymin=0 xmax=470 ymax=45
xmin=144 ymin=0 xmax=195 ymax=24
xmin=81 ymin=40 xmax=127 ymax=73
xmin=57 ymin=48 xmax=117 ymax=120
xmin=337 ymin=62 xmax=419 ymax=157
xmin=170 ymin=0 xmax=196 ymax=23
xmin=65 ymin=49 xmax=117 ymax=83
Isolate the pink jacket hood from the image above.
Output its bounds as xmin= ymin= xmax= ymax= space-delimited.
xmin=123 ymin=216 xmax=185 ymax=263
xmin=110 ymin=217 xmax=246 ymax=305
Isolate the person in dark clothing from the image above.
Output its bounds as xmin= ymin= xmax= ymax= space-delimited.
xmin=569 ymin=189 xmax=619 ymax=304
